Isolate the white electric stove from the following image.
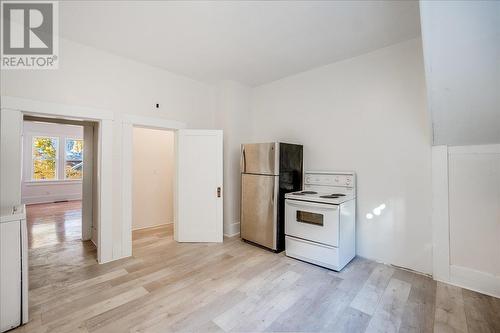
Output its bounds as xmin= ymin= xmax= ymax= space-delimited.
xmin=284 ymin=171 xmax=356 ymax=271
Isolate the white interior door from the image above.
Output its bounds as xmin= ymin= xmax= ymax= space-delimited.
xmin=175 ymin=130 xmax=223 ymax=242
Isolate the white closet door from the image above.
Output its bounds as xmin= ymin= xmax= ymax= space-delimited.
xmin=175 ymin=130 xmax=223 ymax=242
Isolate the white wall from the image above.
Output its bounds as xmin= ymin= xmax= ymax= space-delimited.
xmin=448 ymin=145 xmax=500 ymax=297
xmin=22 ymin=121 xmax=83 ymax=205
xmin=432 ymin=144 xmax=500 ymax=297
xmin=1 ymin=38 xmax=215 ymax=128
xmin=132 ymin=127 xmax=174 ymax=230
xmin=1 ymin=37 xmax=216 ymax=261
xmin=420 ymin=1 xmax=500 ymax=146
xmin=213 ymin=81 xmax=252 ymax=236
xmin=448 ymin=146 xmax=500 ymax=276
xmin=250 ymin=38 xmax=432 ymax=274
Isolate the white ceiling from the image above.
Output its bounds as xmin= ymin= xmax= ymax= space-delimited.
xmin=60 ymin=1 xmax=421 ymax=86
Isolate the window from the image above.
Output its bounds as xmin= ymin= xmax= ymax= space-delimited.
xmin=32 ymin=136 xmax=59 ymax=180
xmin=65 ymin=138 xmax=84 ymax=179
xmin=296 ymin=210 xmax=324 ymax=226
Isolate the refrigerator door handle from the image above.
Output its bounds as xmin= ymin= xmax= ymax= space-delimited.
xmin=272 ymin=143 xmax=279 ymax=176
xmin=241 ymin=146 xmax=246 ymax=173
xmin=271 ymin=179 xmax=275 ymax=206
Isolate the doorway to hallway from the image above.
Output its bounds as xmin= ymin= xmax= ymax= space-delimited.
xmin=131 ymin=127 xmax=175 ymax=254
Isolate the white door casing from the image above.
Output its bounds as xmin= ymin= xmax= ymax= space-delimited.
xmin=82 ymin=124 xmax=94 ymax=241
xmin=175 ymin=130 xmax=223 ymax=243
xmin=121 ymin=115 xmax=187 ymax=257
xmin=1 ymin=97 xmax=114 ymax=264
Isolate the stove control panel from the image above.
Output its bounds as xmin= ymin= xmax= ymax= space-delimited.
xmin=304 ymin=172 xmax=355 ymax=188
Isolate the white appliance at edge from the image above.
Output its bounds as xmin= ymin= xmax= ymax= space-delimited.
xmin=285 ymin=171 xmax=356 ymax=271
xmin=0 ymin=205 xmax=28 ymax=332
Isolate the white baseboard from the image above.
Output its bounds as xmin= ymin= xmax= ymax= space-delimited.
xmin=224 ymin=221 xmax=240 ymax=237
xmin=356 ymin=254 xmax=431 ymax=277
xmin=22 ymin=194 xmax=82 ymax=205
xmin=446 ymin=265 xmax=500 ymax=299
xmin=132 ymin=222 xmax=172 ymax=231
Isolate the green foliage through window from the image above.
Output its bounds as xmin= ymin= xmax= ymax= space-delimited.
xmin=32 ymin=137 xmax=58 ymax=180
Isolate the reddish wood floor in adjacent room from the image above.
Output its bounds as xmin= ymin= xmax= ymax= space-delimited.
xmin=25 ymin=200 xmax=97 ymax=293
xmin=27 ymin=200 xmax=84 ymax=249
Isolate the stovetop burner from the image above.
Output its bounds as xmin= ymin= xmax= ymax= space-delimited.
xmin=293 ymin=191 xmax=318 ymax=195
xmin=290 ymin=191 xmax=347 ymax=199
xmin=319 ymin=193 xmax=347 ymax=199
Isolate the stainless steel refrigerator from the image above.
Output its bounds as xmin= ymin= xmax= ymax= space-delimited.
xmin=240 ymin=143 xmax=303 ymax=251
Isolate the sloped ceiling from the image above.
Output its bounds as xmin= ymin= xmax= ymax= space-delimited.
xmin=58 ymin=1 xmax=421 ymax=86
xmin=420 ymin=1 xmax=500 ymax=146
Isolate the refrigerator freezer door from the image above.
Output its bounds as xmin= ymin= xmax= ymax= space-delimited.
xmin=241 ymin=143 xmax=278 ymax=175
xmin=241 ymin=173 xmax=278 ymax=250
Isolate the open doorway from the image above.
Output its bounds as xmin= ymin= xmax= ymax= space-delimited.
xmin=21 ymin=117 xmax=97 ymax=262
xmin=131 ymin=127 xmax=175 ymax=252
xmin=23 ymin=120 xmax=84 ymax=248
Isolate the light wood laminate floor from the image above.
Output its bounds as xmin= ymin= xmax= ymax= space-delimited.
xmin=14 ymin=201 xmax=500 ymax=332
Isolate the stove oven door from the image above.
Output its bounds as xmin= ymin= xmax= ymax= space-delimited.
xmin=285 ymin=199 xmax=339 ymax=247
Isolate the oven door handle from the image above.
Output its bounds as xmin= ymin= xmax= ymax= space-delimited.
xmin=286 ymin=199 xmax=338 ymax=211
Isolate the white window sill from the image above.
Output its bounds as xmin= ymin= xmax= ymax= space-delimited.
xmin=24 ymin=180 xmax=82 ymax=186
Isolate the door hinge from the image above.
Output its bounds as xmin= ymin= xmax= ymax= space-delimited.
xmin=217 ymin=187 xmax=221 ymax=198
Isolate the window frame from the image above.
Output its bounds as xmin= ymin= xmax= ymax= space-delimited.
xmin=31 ymin=135 xmax=60 ymax=182
xmin=64 ymin=137 xmax=84 ymax=180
